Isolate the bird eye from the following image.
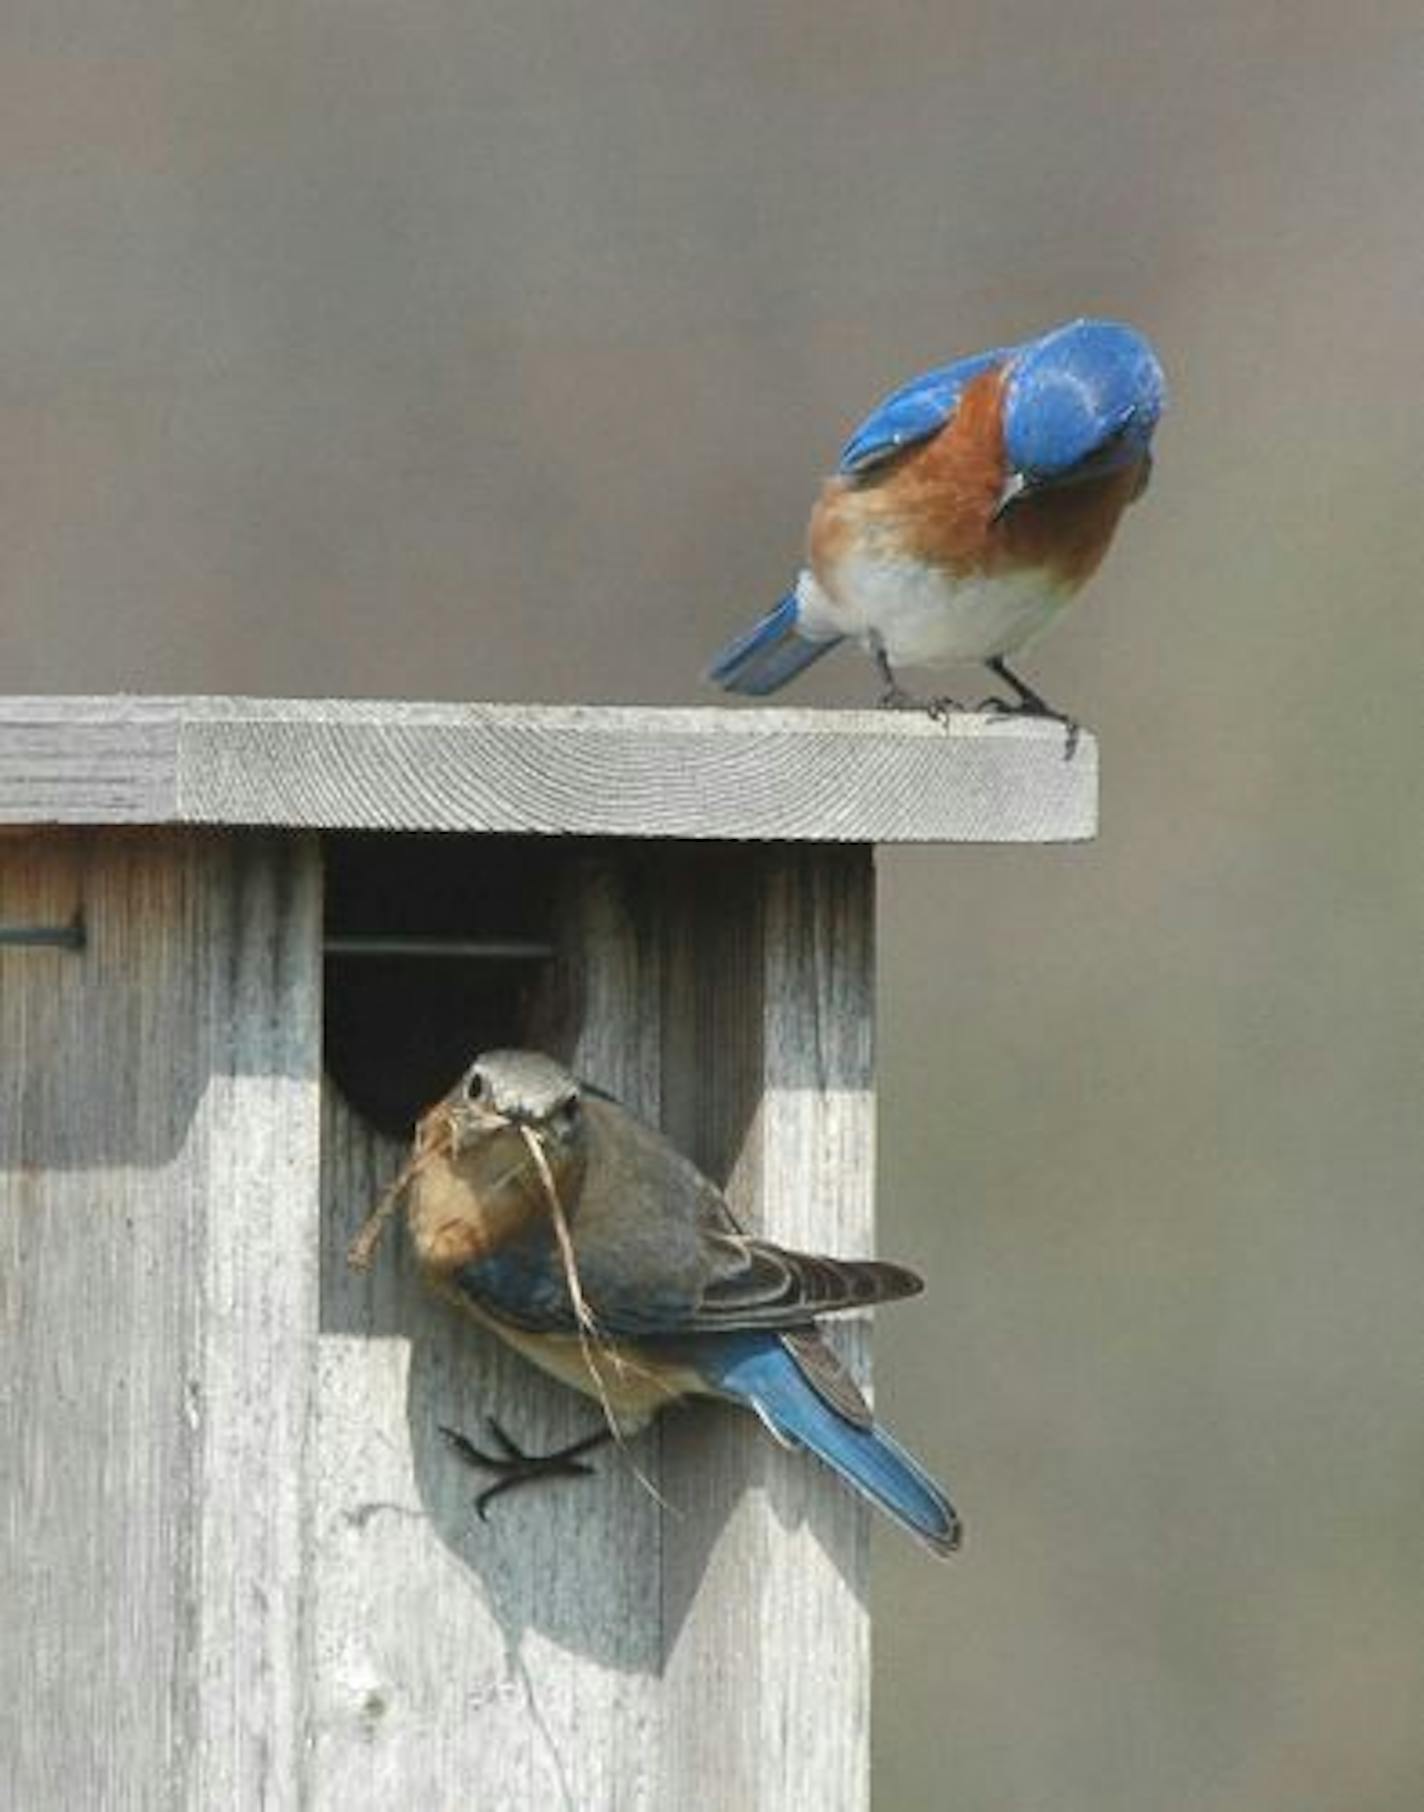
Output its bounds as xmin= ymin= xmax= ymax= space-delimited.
xmin=464 ymin=1068 xmax=487 ymax=1102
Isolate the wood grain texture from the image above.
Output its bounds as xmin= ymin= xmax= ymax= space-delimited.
xmin=316 ymin=841 xmax=877 ymax=1809
xmin=655 ymin=844 xmax=875 ymax=1811
xmin=0 ymin=830 xmax=322 ymax=1811
xmin=0 ymin=712 xmax=179 ymax=823
xmin=0 ymin=695 xmax=1096 ymax=844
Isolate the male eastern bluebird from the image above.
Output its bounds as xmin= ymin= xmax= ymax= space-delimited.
xmin=707 ymin=317 xmax=1165 ymax=720
xmin=395 ymin=1048 xmax=959 ymax=1556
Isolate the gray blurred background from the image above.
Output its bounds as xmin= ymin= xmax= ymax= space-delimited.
xmin=4 ymin=4 xmax=1422 ymax=1806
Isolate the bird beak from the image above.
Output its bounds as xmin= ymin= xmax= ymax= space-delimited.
xmin=991 ymin=471 xmax=1029 ymax=522
xmin=446 ymin=1098 xmax=510 ymax=1155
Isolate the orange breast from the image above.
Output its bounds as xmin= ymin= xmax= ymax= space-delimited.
xmin=811 ymin=365 xmax=1144 ymax=591
xmin=405 ymin=1114 xmax=551 ymax=1275
xmin=997 ymin=461 xmax=1143 ymax=587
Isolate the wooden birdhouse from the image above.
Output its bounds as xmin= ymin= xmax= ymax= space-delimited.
xmin=0 ymin=696 xmax=1094 ymax=1810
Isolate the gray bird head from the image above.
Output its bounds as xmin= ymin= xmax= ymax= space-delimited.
xmin=456 ymin=1048 xmax=584 ymax=1143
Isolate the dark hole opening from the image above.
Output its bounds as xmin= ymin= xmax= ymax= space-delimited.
xmin=322 ymin=832 xmax=562 ymax=1138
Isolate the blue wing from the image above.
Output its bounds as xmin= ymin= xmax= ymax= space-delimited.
xmin=838 ymin=345 xmax=1015 ymax=475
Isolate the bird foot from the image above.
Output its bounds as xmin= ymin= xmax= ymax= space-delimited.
xmin=979 ymin=659 xmax=1080 ymax=758
xmin=975 ymin=695 xmax=1080 ymax=761
xmin=439 ymin=1417 xmax=613 ymax=1519
xmin=877 ymin=681 xmax=920 ymax=711
xmin=878 ymin=685 xmax=963 ymax=725
xmin=872 ymin=637 xmax=958 ymax=722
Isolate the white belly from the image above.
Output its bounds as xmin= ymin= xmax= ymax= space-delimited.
xmin=799 ymin=556 xmax=1072 ymax=671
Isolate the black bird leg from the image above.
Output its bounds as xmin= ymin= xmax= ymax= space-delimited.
xmin=872 ymin=634 xmax=961 ymax=722
xmin=872 ymin=635 xmax=916 ymax=709
xmin=979 ymin=656 xmax=1080 ymax=758
xmin=439 ymin=1417 xmax=615 ymax=1519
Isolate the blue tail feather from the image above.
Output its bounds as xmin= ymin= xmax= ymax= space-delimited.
xmin=706 ymin=592 xmax=843 ymax=697
xmin=692 ymin=1330 xmax=961 ymax=1556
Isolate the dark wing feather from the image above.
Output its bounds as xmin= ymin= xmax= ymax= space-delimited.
xmin=691 ymin=1235 xmax=923 ymax=1327
xmin=778 ymin=1326 xmax=874 ymax=1428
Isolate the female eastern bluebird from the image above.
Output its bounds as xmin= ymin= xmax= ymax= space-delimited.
xmin=707 ymin=317 xmax=1166 ymax=719
xmin=397 ymin=1048 xmax=959 ymax=1556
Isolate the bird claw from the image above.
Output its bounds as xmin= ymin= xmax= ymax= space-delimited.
xmin=878 ymin=685 xmax=961 ymax=725
xmin=979 ymin=659 xmax=1081 ymax=759
xmin=872 ymin=637 xmax=962 ymax=722
xmin=974 ymin=695 xmax=1080 ymax=761
xmin=439 ymin=1418 xmax=607 ymax=1519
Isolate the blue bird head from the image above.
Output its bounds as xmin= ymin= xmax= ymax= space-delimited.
xmin=1000 ymin=319 xmax=1165 ymax=504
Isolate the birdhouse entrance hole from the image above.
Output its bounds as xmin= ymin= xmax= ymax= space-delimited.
xmin=323 ymin=833 xmax=563 ymax=1138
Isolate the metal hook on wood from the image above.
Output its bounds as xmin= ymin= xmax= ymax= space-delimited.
xmin=0 ymin=924 xmax=553 ymax=959
xmin=322 ymin=936 xmax=553 ymax=961
xmin=0 ymin=912 xmax=85 ymax=952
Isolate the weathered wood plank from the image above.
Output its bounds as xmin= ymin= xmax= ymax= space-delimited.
xmin=0 ymin=830 xmax=322 ymax=1811
xmin=0 ymin=695 xmax=1096 ymax=844
xmin=0 ymin=715 xmax=179 ymax=822
xmin=656 ymin=844 xmax=874 ymax=1811
xmin=193 ymin=836 xmax=323 ymax=1810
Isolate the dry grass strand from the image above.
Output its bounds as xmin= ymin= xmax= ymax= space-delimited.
xmin=347 ymin=1107 xmax=451 ymax=1271
xmin=516 ymin=1122 xmax=672 ymax=1512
